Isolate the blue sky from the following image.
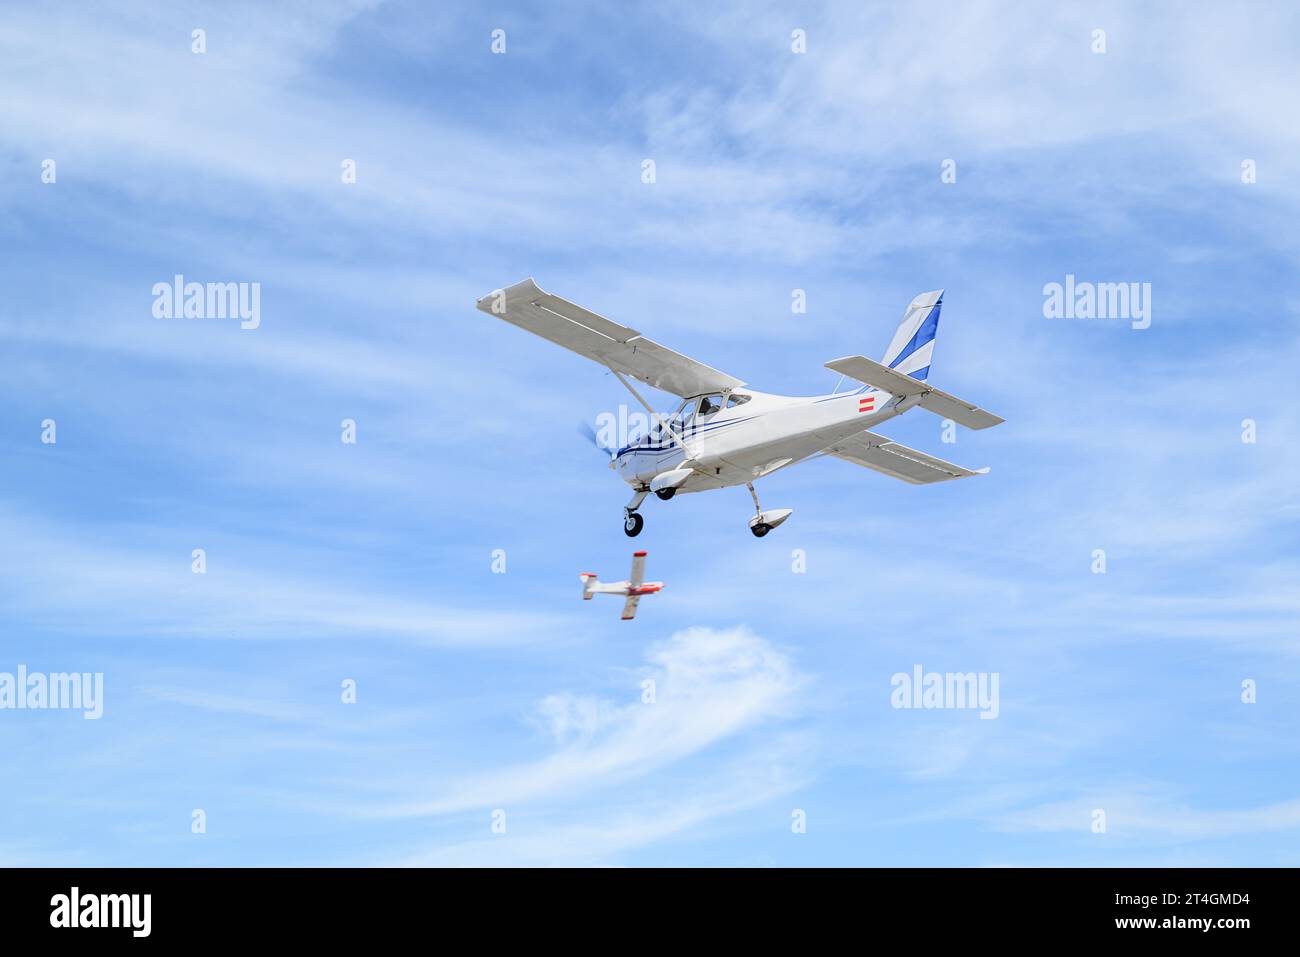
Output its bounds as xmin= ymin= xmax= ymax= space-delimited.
xmin=1 ymin=0 xmax=1298 ymax=865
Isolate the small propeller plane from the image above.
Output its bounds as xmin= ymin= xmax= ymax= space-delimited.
xmin=476 ymin=279 xmax=1003 ymax=538
xmin=581 ymin=551 xmax=663 ymax=620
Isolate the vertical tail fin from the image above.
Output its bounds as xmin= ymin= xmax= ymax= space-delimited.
xmin=580 ymin=573 xmax=597 ymax=600
xmin=881 ymin=290 xmax=942 ymax=382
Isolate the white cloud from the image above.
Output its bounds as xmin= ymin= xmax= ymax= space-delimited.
xmin=139 ymin=687 xmax=304 ymax=722
xmin=370 ymin=625 xmax=804 ymax=816
xmin=0 ymin=506 xmax=575 ymax=646
xmin=661 ymin=1 xmax=1300 ymax=161
xmin=998 ymin=789 xmax=1300 ymax=841
xmin=387 ymin=752 xmax=808 ymax=866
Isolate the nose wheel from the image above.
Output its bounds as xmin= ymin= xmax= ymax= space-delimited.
xmin=623 ymin=488 xmax=649 ymax=537
xmin=750 ymin=522 xmax=771 ymax=538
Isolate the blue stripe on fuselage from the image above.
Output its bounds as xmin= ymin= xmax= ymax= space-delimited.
xmin=613 ymin=413 xmax=757 ymax=458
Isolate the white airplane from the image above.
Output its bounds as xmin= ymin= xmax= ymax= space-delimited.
xmin=476 ymin=279 xmax=1003 ymax=538
xmin=581 ymin=551 xmax=664 ymax=620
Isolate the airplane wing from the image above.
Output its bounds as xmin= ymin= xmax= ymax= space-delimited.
xmin=476 ymin=278 xmax=745 ymax=398
xmin=822 ymin=430 xmax=988 ymax=485
xmin=620 ymin=594 xmax=641 ymax=621
xmin=629 ymin=550 xmax=647 ymax=588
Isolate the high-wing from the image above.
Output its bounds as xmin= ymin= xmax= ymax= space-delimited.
xmin=823 ymin=430 xmax=987 ymax=485
xmin=620 ymin=595 xmax=641 ymax=621
xmin=476 ymin=278 xmax=744 ymax=399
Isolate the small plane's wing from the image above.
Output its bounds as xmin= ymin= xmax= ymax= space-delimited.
xmin=620 ymin=594 xmax=641 ymax=621
xmin=477 ymin=279 xmax=745 ymax=399
xmin=823 ymin=430 xmax=988 ymax=485
xmin=825 ymin=355 xmax=1003 ymax=430
xmin=629 ymin=550 xmax=647 ymax=588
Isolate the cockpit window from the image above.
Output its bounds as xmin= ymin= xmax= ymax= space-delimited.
xmin=726 ymin=393 xmax=751 ymax=408
xmin=697 ymin=394 xmax=723 ymax=419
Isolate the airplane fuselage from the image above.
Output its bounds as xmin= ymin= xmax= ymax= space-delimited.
xmin=614 ymin=385 xmax=901 ymax=493
xmin=584 ymin=580 xmax=664 ymax=597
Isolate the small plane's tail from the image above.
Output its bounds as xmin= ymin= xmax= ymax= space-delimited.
xmin=580 ymin=573 xmax=598 ymax=600
xmin=881 ymin=290 xmax=943 ymax=382
xmin=824 ymin=354 xmax=1004 ymax=430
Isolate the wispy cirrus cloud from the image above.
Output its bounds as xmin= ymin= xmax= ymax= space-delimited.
xmin=386 ymin=750 xmax=810 ymax=866
xmin=996 ymin=788 xmax=1300 ymax=842
xmin=366 ymin=625 xmax=804 ymax=817
xmin=0 ymin=505 xmax=577 ymax=646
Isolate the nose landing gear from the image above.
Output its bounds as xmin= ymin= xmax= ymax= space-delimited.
xmin=623 ymin=488 xmax=649 ymax=538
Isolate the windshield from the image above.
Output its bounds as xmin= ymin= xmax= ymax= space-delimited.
xmin=650 ymin=398 xmax=697 ymax=442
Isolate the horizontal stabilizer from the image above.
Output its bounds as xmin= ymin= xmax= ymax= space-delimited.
xmin=824 ymin=430 xmax=988 ymax=485
xmin=824 ymin=355 xmax=1003 ymax=430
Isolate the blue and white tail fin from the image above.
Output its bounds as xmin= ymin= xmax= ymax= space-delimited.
xmin=826 ymin=288 xmax=1004 ymax=430
xmin=881 ymin=290 xmax=942 ymax=382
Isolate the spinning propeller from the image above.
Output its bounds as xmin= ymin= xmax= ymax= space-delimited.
xmin=579 ymin=421 xmax=617 ymax=462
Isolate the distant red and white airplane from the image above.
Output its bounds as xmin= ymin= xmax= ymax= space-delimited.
xmin=580 ymin=551 xmax=664 ymax=620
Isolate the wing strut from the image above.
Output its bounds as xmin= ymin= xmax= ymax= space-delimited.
xmin=611 ymin=370 xmax=690 ymax=454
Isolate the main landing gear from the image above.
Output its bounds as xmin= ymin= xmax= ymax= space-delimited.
xmin=624 ymin=483 xmax=793 ymax=538
xmin=623 ymin=488 xmax=648 ymax=537
xmin=746 ymin=482 xmax=793 ymax=538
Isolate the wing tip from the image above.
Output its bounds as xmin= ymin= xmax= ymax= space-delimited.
xmin=474 ymin=277 xmax=541 ymax=310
